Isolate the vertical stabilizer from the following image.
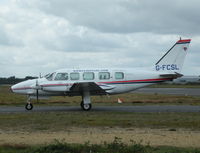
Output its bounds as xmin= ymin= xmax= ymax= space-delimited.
xmin=155 ymin=39 xmax=191 ymax=73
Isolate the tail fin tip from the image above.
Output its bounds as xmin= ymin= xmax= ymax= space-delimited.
xmin=176 ymin=39 xmax=191 ymax=44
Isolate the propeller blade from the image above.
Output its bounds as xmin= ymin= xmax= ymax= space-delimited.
xmin=36 ymin=79 xmax=39 ymax=102
xmin=36 ymin=79 xmax=38 ymax=86
xmin=36 ymin=89 xmax=39 ymax=102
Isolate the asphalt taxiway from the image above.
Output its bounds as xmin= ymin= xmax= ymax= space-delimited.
xmin=0 ymin=105 xmax=200 ymax=113
xmin=1 ymin=88 xmax=200 ymax=113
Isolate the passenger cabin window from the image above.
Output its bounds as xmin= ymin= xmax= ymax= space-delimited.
xmin=99 ymin=72 xmax=110 ymax=80
xmin=45 ymin=73 xmax=55 ymax=81
xmin=70 ymin=73 xmax=80 ymax=80
xmin=83 ymin=72 xmax=94 ymax=80
xmin=54 ymin=73 xmax=68 ymax=80
xmin=115 ymin=72 xmax=124 ymax=79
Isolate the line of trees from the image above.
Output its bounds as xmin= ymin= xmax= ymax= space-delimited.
xmin=0 ymin=76 xmax=38 ymax=85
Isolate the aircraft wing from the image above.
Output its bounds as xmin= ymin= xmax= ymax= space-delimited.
xmin=69 ymin=82 xmax=111 ymax=96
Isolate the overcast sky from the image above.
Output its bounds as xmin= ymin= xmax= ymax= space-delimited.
xmin=0 ymin=0 xmax=200 ymax=77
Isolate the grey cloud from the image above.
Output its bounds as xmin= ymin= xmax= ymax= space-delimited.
xmin=32 ymin=0 xmax=200 ymax=35
xmin=0 ymin=1 xmax=124 ymax=52
xmin=0 ymin=23 xmax=23 ymax=46
xmin=0 ymin=29 xmax=10 ymax=46
xmin=0 ymin=0 xmax=199 ymax=77
xmin=40 ymin=30 xmax=126 ymax=52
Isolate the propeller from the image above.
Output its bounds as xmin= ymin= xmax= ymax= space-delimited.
xmin=35 ymin=79 xmax=40 ymax=102
xmin=30 ymin=78 xmax=42 ymax=102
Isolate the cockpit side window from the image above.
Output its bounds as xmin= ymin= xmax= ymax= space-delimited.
xmin=54 ymin=73 xmax=68 ymax=80
xmin=45 ymin=72 xmax=55 ymax=81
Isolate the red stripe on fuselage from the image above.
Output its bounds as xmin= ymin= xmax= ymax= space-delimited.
xmin=12 ymin=78 xmax=172 ymax=90
xmin=12 ymin=87 xmax=32 ymax=90
xmin=99 ymin=78 xmax=171 ymax=84
xmin=42 ymin=83 xmax=71 ymax=87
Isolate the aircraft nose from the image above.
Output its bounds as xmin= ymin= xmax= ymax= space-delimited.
xmin=10 ymin=84 xmax=17 ymax=93
xmin=10 ymin=79 xmax=36 ymax=94
xmin=10 ymin=83 xmax=25 ymax=93
xmin=10 ymin=85 xmax=13 ymax=93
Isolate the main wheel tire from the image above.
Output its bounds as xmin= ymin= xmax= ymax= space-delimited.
xmin=25 ymin=103 xmax=33 ymax=110
xmin=81 ymin=103 xmax=92 ymax=111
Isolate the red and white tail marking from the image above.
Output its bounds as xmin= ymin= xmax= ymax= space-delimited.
xmin=155 ymin=39 xmax=191 ymax=73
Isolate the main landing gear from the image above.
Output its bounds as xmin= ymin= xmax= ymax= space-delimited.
xmin=25 ymin=96 xmax=33 ymax=110
xmin=80 ymin=102 xmax=92 ymax=111
xmin=24 ymin=92 xmax=93 ymax=111
xmin=80 ymin=91 xmax=92 ymax=111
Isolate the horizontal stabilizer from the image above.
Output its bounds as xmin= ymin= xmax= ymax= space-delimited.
xmin=160 ymin=72 xmax=183 ymax=79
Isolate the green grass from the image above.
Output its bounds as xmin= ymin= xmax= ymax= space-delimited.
xmin=1 ymin=112 xmax=200 ymax=132
xmin=1 ymin=138 xmax=200 ymax=153
xmin=1 ymin=85 xmax=200 ymax=106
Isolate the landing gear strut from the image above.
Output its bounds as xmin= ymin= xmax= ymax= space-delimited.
xmin=81 ymin=91 xmax=92 ymax=111
xmin=25 ymin=97 xmax=33 ymax=110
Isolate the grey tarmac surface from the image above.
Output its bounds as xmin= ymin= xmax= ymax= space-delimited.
xmin=1 ymin=105 xmax=200 ymax=113
xmin=1 ymin=88 xmax=200 ymax=113
xmin=134 ymin=88 xmax=200 ymax=96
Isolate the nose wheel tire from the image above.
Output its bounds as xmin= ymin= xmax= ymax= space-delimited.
xmin=80 ymin=101 xmax=92 ymax=111
xmin=25 ymin=103 xmax=33 ymax=110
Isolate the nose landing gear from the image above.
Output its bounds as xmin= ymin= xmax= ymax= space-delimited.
xmin=25 ymin=102 xmax=33 ymax=110
xmin=25 ymin=97 xmax=33 ymax=110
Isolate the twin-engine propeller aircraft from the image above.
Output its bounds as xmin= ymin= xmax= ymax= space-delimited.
xmin=11 ymin=39 xmax=191 ymax=111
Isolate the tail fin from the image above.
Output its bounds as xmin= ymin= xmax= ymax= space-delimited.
xmin=155 ymin=39 xmax=191 ymax=73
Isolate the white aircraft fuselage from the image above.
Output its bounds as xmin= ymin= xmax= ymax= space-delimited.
xmin=11 ymin=68 xmax=171 ymax=96
xmin=11 ymin=39 xmax=191 ymax=111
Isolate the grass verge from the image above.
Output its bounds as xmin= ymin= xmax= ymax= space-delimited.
xmin=1 ymin=138 xmax=200 ymax=153
xmin=1 ymin=112 xmax=200 ymax=131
